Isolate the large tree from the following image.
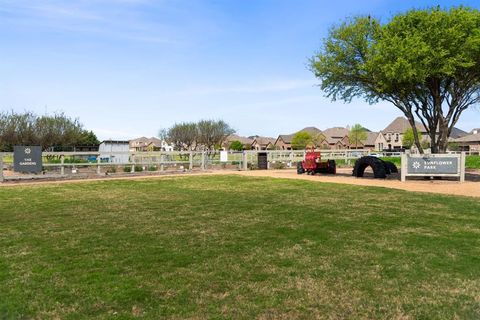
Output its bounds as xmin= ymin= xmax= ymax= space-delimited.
xmin=166 ymin=120 xmax=234 ymax=152
xmin=348 ymin=124 xmax=368 ymax=149
xmin=196 ymin=119 xmax=234 ymax=153
xmin=310 ymin=7 xmax=480 ymax=153
xmin=167 ymin=122 xmax=198 ymax=151
xmin=291 ymin=131 xmax=313 ymax=150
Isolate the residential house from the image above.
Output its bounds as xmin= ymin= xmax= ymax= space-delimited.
xmin=129 ymin=137 xmax=172 ymax=152
xmin=376 ymin=116 xmax=468 ymax=151
xmin=274 ymin=126 xmax=323 ymax=150
xmin=322 ymin=127 xmax=350 ymax=149
xmin=223 ymin=134 xmax=254 ymax=150
xmin=375 ymin=117 xmax=427 ymax=151
xmin=251 ymin=137 xmax=276 ymax=150
xmin=452 ymin=128 xmax=480 ymax=152
xmin=347 ymin=132 xmax=379 ymax=150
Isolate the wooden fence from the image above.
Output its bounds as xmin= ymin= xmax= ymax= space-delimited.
xmin=0 ymin=149 xmax=476 ymax=182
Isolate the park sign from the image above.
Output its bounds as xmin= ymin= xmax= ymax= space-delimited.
xmin=13 ymin=146 xmax=43 ymax=173
xmin=401 ymin=152 xmax=465 ymax=182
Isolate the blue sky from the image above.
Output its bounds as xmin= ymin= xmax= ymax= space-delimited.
xmin=1 ymin=0 xmax=479 ymax=140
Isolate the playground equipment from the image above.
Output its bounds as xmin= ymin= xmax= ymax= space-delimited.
xmin=352 ymin=156 xmax=398 ymax=179
xmin=297 ymin=148 xmax=336 ymax=175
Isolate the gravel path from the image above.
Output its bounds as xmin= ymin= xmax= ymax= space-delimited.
xmin=227 ymin=169 xmax=480 ymax=198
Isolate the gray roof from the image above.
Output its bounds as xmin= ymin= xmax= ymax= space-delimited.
xmin=129 ymin=137 xmax=162 ymax=148
xmin=276 ymin=127 xmax=323 ymax=144
xmin=276 ymin=134 xmax=295 ymax=144
xmin=449 ymin=127 xmax=468 ymax=139
xmin=323 ymin=127 xmax=349 ymax=139
xmin=253 ymin=137 xmax=276 ymax=146
xmin=382 ymin=117 xmax=426 ymax=133
xmin=299 ymin=126 xmax=322 ymax=136
xmin=226 ymin=134 xmax=254 ymax=145
xmin=364 ymin=132 xmax=379 ymax=146
xmin=454 ymin=133 xmax=480 ymax=143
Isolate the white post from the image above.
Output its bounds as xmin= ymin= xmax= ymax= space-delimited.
xmin=201 ymin=151 xmax=206 ymax=170
xmin=0 ymin=155 xmax=4 ymax=182
xmin=97 ymin=155 xmax=101 ymax=175
xmin=160 ymin=154 xmax=164 ymax=172
xmin=460 ymin=152 xmax=466 ymax=183
xmin=60 ymin=154 xmax=65 ymax=175
xmin=401 ymin=153 xmax=407 ymax=182
xmin=131 ymin=154 xmax=135 ymax=173
xmin=189 ymin=152 xmax=193 ymax=170
xmin=242 ymin=151 xmax=247 ymax=171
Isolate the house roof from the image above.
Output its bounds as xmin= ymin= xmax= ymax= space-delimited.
xmin=382 ymin=117 xmax=426 ymax=133
xmin=129 ymin=137 xmax=162 ymax=148
xmin=449 ymin=127 xmax=468 ymax=139
xmin=453 ymin=133 xmax=480 ymax=143
xmin=364 ymin=132 xmax=379 ymax=146
xmin=101 ymin=140 xmax=129 ymax=144
xmin=322 ymin=127 xmax=349 ymax=139
xmin=276 ymin=134 xmax=295 ymax=144
xmin=299 ymin=126 xmax=322 ymax=136
xmin=252 ymin=137 xmax=276 ymax=146
xmin=226 ymin=134 xmax=253 ymax=145
xmin=275 ymin=127 xmax=323 ymax=145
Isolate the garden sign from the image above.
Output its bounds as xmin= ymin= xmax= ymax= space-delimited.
xmin=13 ymin=146 xmax=43 ymax=173
xmin=401 ymin=153 xmax=465 ymax=182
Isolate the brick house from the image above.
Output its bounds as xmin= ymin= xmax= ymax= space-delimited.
xmin=452 ymin=128 xmax=480 ymax=152
xmin=251 ymin=137 xmax=276 ymax=150
xmin=375 ymin=116 xmax=467 ymax=151
xmin=274 ymin=127 xmax=323 ymax=150
xmin=129 ymin=137 xmax=172 ymax=152
xmin=223 ymin=134 xmax=254 ymax=150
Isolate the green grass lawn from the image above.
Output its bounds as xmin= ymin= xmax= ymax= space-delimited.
xmin=1 ymin=176 xmax=479 ymax=319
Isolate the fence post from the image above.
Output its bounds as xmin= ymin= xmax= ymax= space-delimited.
xmin=160 ymin=154 xmax=164 ymax=172
xmin=131 ymin=154 xmax=135 ymax=173
xmin=97 ymin=155 xmax=101 ymax=175
xmin=0 ymin=155 xmax=4 ymax=182
xmin=401 ymin=153 xmax=407 ymax=182
xmin=60 ymin=154 xmax=65 ymax=175
xmin=460 ymin=152 xmax=466 ymax=183
xmin=201 ymin=152 xmax=206 ymax=170
xmin=189 ymin=152 xmax=193 ymax=170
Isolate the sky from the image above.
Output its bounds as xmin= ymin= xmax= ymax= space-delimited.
xmin=1 ymin=0 xmax=480 ymax=140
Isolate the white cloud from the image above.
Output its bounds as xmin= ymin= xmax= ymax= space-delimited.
xmin=0 ymin=0 xmax=216 ymax=45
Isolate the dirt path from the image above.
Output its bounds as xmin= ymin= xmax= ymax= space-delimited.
xmin=2 ymin=169 xmax=479 ymax=198
xmin=225 ymin=169 xmax=480 ymax=198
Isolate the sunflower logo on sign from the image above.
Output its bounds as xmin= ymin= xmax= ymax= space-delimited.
xmin=25 ymin=148 xmax=31 ymax=154
xmin=412 ymin=161 xmax=421 ymax=169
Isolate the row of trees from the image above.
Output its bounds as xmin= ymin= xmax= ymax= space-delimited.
xmin=0 ymin=111 xmax=99 ymax=152
xmin=162 ymin=120 xmax=234 ymax=153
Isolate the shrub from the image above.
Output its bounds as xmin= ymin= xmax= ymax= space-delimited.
xmin=106 ymin=166 xmax=117 ymax=174
xmin=271 ymin=162 xmax=286 ymax=169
